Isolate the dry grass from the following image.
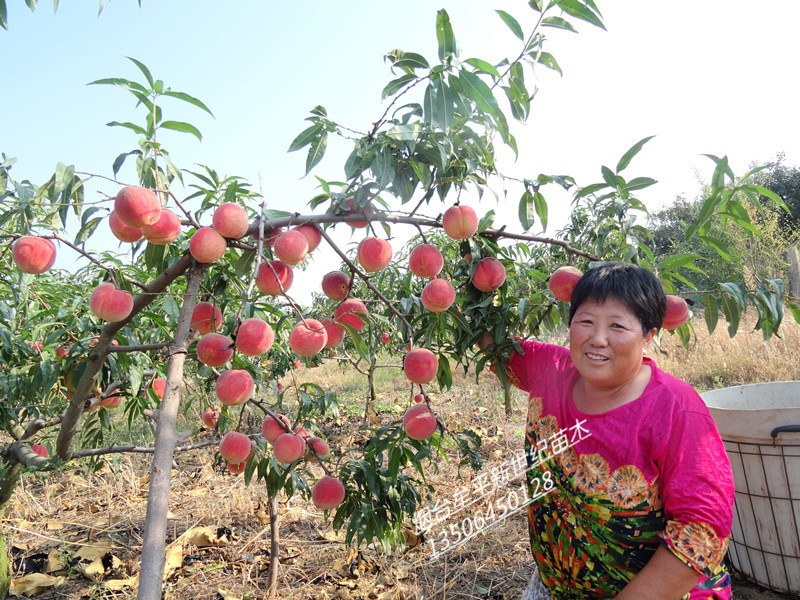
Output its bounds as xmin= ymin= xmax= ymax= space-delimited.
xmin=4 ymin=315 xmax=800 ymax=599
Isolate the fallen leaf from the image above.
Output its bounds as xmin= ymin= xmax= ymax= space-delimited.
xmin=217 ymin=589 xmax=242 ymax=600
xmin=105 ymin=575 xmax=139 ymax=591
xmin=185 ymin=526 xmax=230 ymax=547
xmin=77 ymin=555 xmax=121 ymax=581
xmin=163 ymin=545 xmax=183 ymax=580
xmin=76 ymin=504 xmax=101 ymax=515
xmin=44 ymin=520 xmax=63 ymax=531
xmin=46 ymin=548 xmax=64 ymax=573
xmin=489 ymin=449 xmax=503 ymax=461
xmin=74 ymin=539 xmax=112 ymax=561
xmin=184 ymin=487 xmax=209 ymax=497
xmin=9 ymin=573 xmax=64 ymax=597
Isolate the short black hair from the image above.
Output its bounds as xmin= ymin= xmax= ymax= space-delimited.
xmin=568 ymin=262 xmax=666 ymax=334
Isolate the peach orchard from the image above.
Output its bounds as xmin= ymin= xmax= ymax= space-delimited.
xmin=0 ymin=2 xmax=795 ymax=599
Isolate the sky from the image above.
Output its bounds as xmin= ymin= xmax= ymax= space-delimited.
xmin=3 ymin=1 xmax=800 ymax=303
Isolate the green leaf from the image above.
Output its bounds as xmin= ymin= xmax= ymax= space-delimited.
xmin=54 ymin=162 xmax=74 ymax=195
xmin=436 ymin=9 xmax=457 ymax=61
xmin=161 ymin=90 xmax=214 ymax=117
xmin=52 ymin=0 xmax=58 ymax=12
xmin=25 ymin=0 xmax=36 ymax=9
xmin=305 ymin=131 xmax=328 ymax=175
xmin=159 ymin=120 xmax=202 ymax=141
xmin=540 ymin=16 xmax=577 ymax=32
xmin=720 ymin=294 xmax=741 ymax=337
xmin=387 ymin=50 xmax=430 ymax=70
xmin=234 ymin=250 xmax=256 ymax=278
xmin=125 ymin=56 xmax=154 ymax=87
xmin=106 ymin=121 xmax=148 ymax=136
xmin=73 ymin=216 xmax=102 ymax=245
xmin=0 ymin=0 xmax=8 ymax=30
xmin=739 ymin=183 xmax=790 ymax=212
xmin=477 ymin=209 xmax=495 ymax=233
xmin=287 ymin=124 xmax=322 ymax=152
xmin=786 ymin=299 xmax=800 ymax=324
xmin=385 ymin=124 xmax=422 ymax=141
xmin=574 ymin=181 xmax=608 ymax=200
xmin=616 ymin=136 xmax=655 ymax=173
xmin=496 ymin=10 xmax=524 ymax=40
xmin=556 ymin=0 xmax=606 ymax=30
xmin=432 ymin=79 xmax=454 ymax=131
xmin=518 ymin=190 xmax=535 ymax=230
xmin=601 ymin=165 xmax=619 ymax=188
xmin=622 ymin=176 xmax=657 ymax=192
xmin=685 ymin=190 xmax=722 ymax=241
xmin=458 ymin=69 xmax=501 ymax=117
xmin=534 ymin=51 xmax=562 ymax=75
xmin=382 ymin=73 xmax=417 ymax=99
xmin=464 ymin=58 xmax=500 ymax=78
xmin=533 ymin=191 xmax=548 ymax=231
xmin=658 ymin=253 xmax=700 ymax=272
xmin=699 ymin=234 xmax=733 ymax=261
xmin=704 ymin=298 xmax=719 ymax=334
xmin=719 ymin=281 xmax=748 ymax=309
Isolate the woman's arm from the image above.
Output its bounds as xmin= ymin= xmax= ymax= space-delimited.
xmin=614 ymin=545 xmax=700 ymax=600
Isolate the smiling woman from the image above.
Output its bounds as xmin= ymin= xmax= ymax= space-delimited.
xmin=489 ymin=262 xmax=735 ymax=600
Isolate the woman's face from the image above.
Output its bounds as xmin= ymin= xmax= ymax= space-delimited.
xmin=569 ymin=296 xmax=655 ymax=393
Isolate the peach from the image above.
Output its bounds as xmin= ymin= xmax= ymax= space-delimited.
xmin=442 ymin=205 xmax=478 ymax=239
xmin=235 ymin=318 xmax=274 ymax=355
xmin=276 ymin=382 xmax=284 ymax=392
xmin=196 ymin=333 xmax=234 ymax=367
xmin=273 ymin=432 xmax=306 ymax=464
xmin=215 ymin=369 xmax=255 ymax=406
xmin=56 ymin=345 xmax=71 ymax=358
xmin=141 ymin=208 xmax=181 ymax=245
xmin=294 ymin=426 xmax=309 ymax=439
xmin=114 ymin=186 xmax=162 ymax=228
xmin=252 ymin=226 xmax=283 ymax=246
xmin=227 ymin=461 xmax=247 ymax=474
xmin=344 ymin=196 xmax=373 ymax=228
xmin=151 ymin=378 xmax=166 ymax=400
xmin=289 ymin=319 xmax=328 ymax=356
xmin=409 ymin=244 xmax=444 ymax=278
xmin=293 ymin=224 xmax=321 ymax=252
xmin=212 ymin=202 xmax=249 ymax=239
xmin=274 ymin=229 xmax=309 ymax=265
xmin=421 ymin=278 xmax=456 ymax=312
xmin=321 ymin=318 xmax=345 ymax=348
xmin=100 ymin=394 xmax=122 ymax=408
xmin=306 ymin=436 xmax=330 ymax=462
xmin=321 ymin=271 xmax=350 ymax=301
xmin=312 ymin=475 xmax=345 ymax=510
xmin=191 ymin=302 xmax=223 ymax=335
xmin=472 ymin=258 xmax=506 ymax=292
xmin=256 ymin=260 xmax=293 ymax=295
xmin=414 ymin=394 xmax=424 ymax=404
xmin=262 ymin=414 xmax=291 ymax=443
xmin=403 ymin=348 xmax=439 ymax=384
xmin=380 ymin=332 xmax=390 ymax=344
xmin=663 ymin=295 xmax=690 ymax=329
xmin=31 ymin=444 xmax=48 ymax=458
xmin=403 ymin=405 xmax=438 ymax=440
xmin=334 ymin=299 xmax=368 ymax=332
xmin=109 ymin=210 xmax=144 ymax=243
xmin=294 ymin=359 xmax=302 ymax=369
xmin=202 ymin=405 xmax=221 ymax=429
xmin=357 ymin=237 xmax=392 ymax=272
xmin=12 ymin=236 xmax=56 ymax=274
xmin=219 ymin=431 xmax=252 ymax=464
xmin=90 ymin=283 xmax=134 ymax=322
xmin=190 ymin=227 xmax=228 ymax=263
xmin=549 ymin=266 xmax=583 ymax=303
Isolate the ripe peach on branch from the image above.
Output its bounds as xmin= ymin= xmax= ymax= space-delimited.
xmin=191 ymin=302 xmax=223 ymax=335
xmin=235 ymin=318 xmax=274 ymax=356
xmin=114 ymin=185 xmax=162 ymax=228
xmin=109 ymin=210 xmax=144 ymax=243
xmin=334 ymin=299 xmax=368 ymax=332
xmin=141 ymin=209 xmax=181 ymax=245
xmin=403 ymin=348 xmax=439 ymax=384
xmin=471 ymin=258 xmax=506 ymax=292
xmin=549 ymin=266 xmax=583 ymax=302
xmin=212 ymin=202 xmax=249 ymax=239
xmin=12 ymin=236 xmax=57 ymax=274
xmin=196 ymin=333 xmax=234 ymax=367
xmin=442 ymin=205 xmax=478 ymax=239
xmin=289 ymin=319 xmax=328 ymax=356
xmin=408 ymin=244 xmax=444 ymax=278
xmin=89 ymin=283 xmax=134 ymax=322
xmin=403 ymin=404 xmax=438 ymax=440
xmin=321 ymin=271 xmax=350 ymax=301
xmin=215 ymin=369 xmax=255 ymax=406
xmin=274 ymin=229 xmax=309 ymax=265
xmin=256 ymin=261 xmax=293 ymax=295
xmin=421 ymin=278 xmax=456 ymax=312
xmin=312 ymin=475 xmax=345 ymax=510
xmin=357 ymin=237 xmax=392 ymax=272
xmin=190 ymin=227 xmax=227 ymax=263
xmin=663 ymin=295 xmax=690 ymax=329
xmin=219 ymin=431 xmax=252 ymax=464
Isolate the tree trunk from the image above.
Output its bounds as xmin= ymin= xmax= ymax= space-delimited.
xmin=266 ymin=495 xmax=280 ymax=598
xmin=787 ymin=245 xmax=800 ymax=301
xmin=0 ymin=462 xmax=22 ymax=599
xmin=136 ymin=263 xmax=205 ymax=600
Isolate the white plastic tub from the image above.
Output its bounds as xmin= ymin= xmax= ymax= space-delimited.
xmin=701 ymin=382 xmax=800 ymax=594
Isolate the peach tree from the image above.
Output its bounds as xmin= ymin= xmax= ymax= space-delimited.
xmin=0 ymin=2 xmax=795 ymax=599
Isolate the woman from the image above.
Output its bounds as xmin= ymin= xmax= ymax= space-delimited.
xmin=488 ymin=262 xmax=734 ymax=599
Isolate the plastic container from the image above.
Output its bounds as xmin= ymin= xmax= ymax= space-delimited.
xmin=700 ymin=382 xmax=800 ymax=594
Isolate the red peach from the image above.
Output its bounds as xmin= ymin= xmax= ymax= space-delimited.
xmin=294 ymin=359 xmax=302 ymax=369
xmin=31 ymin=444 xmax=48 ymax=458
xmin=219 ymin=431 xmax=252 ymax=463
xmin=403 ymin=348 xmax=439 ymax=384
xmin=663 ymin=295 xmax=690 ymax=329
xmin=334 ymin=299 xmax=368 ymax=332
xmin=380 ymin=332 xmax=390 ymax=344
xmin=293 ymin=224 xmax=321 ymax=252
xmin=262 ymin=414 xmax=291 ymax=443
xmin=312 ymin=475 xmax=345 ymax=509
xmin=256 ymin=261 xmax=293 ymax=296
xmin=191 ymin=302 xmax=223 ymax=335
xmin=289 ymin=319 xmax=328 ymax=356
xmin=196 ymin=333 xmax=234 ymax=367
xmin=212 ymin=202 xmax=249 ymax=239
xmin=141 ymin=208 xmax=181 ymax=245
xmin=357 ymin=237 xmax=392 ymax=272
xmin=549 ymin=266 xmax=583 ymax=303
xmin=190 ymin=227 xmax=228 ymax=263
xmin=56 ymin=345 xmax=72 ymax=358
xmin=413 ymin=394 xmax=424 ymax=404
xmin=409 ymin=244 xmax=444 ymax=278
xmin=403 ymin=405 xmax=438 ymax=440
xmin=227 ymin=461 xmax=247 ymax=474
xmin=235 ymin=318 xmax=274 ymax=355
xmin=151 ymin=378 xmax=166 ymax=400
xmin=100 ymin=394 xmax=122 ymax=408
xmin=421 ymin=278 xmax=456 ymax=312
xmin=306 ymin=436 xmax=330 ymax=462
xmin=442 ymin=205 xmax=478 ymax=239
xmin=202 ymin=405 xmax=221 ymax=429
xmin=273 ymin=433 xmax=306 ymax=464
xmin=343 ymin=196 xmax=373 ymax=228
xmin=322 ymin=318 xmax=345 ymax=348
xmin=274 ymin=229 xmax=309 ymax=265
xmin=90 ymin=283 xmax=134 ymax=322
xmin=12 ymin=236 xmax=57 ymax=274
xmin=215 ymin=369 xmax=255 ymax=406
xmin=472 ymin=258 xmax=506 ymax=292
xmin=277 ymin=383 xmax=284 ymax=392
xmin=114 ymin=186 xmax=162 ymax=228
xmin=321 ymin=271 xmax=350 ymax=301
xmin=109 ymin=210 xmax=144 ymax=243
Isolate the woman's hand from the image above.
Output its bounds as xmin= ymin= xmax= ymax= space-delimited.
xmin=614 ymin=545 xmax=700 ymax=600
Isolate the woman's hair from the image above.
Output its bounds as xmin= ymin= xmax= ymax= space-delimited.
xmin=568 ymin=262 xmax=667 ymax=334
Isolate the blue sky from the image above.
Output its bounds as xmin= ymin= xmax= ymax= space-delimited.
xmin=4 ymin=1 xmax=800 ymax=301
